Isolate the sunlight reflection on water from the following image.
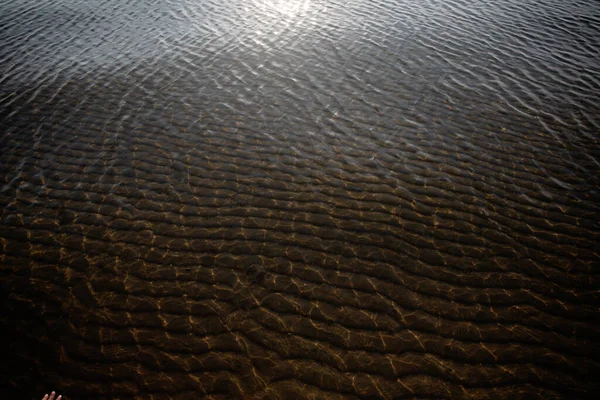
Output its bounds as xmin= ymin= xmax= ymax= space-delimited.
xmin=256 ymin=0 xmax=312 ymax=18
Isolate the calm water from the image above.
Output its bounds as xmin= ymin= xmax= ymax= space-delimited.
xmin=1 ymin=0 xmax=599 ymax=398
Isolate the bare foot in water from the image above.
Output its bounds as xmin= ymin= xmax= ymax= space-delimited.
xmin=42 ymin=392 xmax=62 ymax=400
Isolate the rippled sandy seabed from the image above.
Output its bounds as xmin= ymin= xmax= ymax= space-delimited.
xmin=1 ymin=0 xmax=599 ymax=398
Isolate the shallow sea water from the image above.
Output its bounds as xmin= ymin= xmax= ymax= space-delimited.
xmin=1 ymin=0 xmax=599 ymax=398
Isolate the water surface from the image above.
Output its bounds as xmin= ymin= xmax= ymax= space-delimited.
xmin=1 ymin=0 xmax=599 ymax=398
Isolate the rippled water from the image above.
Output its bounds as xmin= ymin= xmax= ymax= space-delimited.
xmin=1 ymin=0 xmax=599 ymax=398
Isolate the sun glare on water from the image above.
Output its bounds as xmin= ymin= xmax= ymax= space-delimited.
xmin=256 ymin=0 xmax=312 ymax=19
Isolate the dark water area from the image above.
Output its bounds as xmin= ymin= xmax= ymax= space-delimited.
xmin=1 ymin=0 xmax=599 ymax=398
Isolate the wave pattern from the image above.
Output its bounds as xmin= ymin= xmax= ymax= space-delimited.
xmin=1 ymin=0 xmax=599 ymax=398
